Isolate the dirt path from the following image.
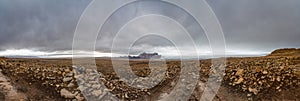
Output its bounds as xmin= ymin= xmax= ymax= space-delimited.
xmin=0 ymin=68 xmax=26 ymax=101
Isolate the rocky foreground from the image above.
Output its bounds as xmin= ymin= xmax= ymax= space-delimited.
xmin=0 ymin=48 xmax=299 ymax=101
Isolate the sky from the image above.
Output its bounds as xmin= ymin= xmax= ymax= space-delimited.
xmin=0 ymin=0 xmax=299 ymax=58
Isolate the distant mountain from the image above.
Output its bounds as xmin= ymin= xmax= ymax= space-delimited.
xmin=126 ymin=52 xmax=161 ymax=59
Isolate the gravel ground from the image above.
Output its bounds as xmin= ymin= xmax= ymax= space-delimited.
xmin=0 ymin=48 xmax=299 ymax=101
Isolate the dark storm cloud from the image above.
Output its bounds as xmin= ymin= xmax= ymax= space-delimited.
xmin=207 ymin=0 xmax=300 ymax=52
xmin=95 ymin=1 xmax=208 ymax=54
xmin=0 ymin=0 xmax=90 ymax=51
xmin=0 ymin=0 xmax=299 ymax=54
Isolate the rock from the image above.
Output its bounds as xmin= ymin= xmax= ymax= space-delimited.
xmin=247 ymin=93 xmax=252 ymax=97
xmin=235 ymin=69 xmax=244 ymax=76
xmin=92 ymin=90 xmax=102 ymax=97
xmin=262 ymin=71 xmax=268 ymax=74
xmin=234 ymin=77 xmax=244 ymax=84
xmin=60 ymin=88 xmax=76 ymax=99
xmin=248 ymin=87 xmax=258 ymax=95
xmin=66 ymin=72 xmax=74 ymax=77
xmin=64 ymin=68 xmax=71 ymax=72
xmin=75 ymin=94 xmax=84 ymax=101
xmin=91 ymin=84 xmax=101 ymax=90
xmin=55 ymin=84 xmax=60 ymax=88
xmin=63 ymin=77 xmax=73 ymax=82
xmin=276 ymin=77 xmax=281 ymax=82
xmin=48 ymin=77 xmax=56 ymax=80
xmin=255 ymin=68 xmax=261 ymax=73
xmin=124 ymin=93 xmax=129 ymax=98
xmin=67 ymin=83 xmax=75 ymax=88
xmin=78 ymin=86 xmax=87 ymax=91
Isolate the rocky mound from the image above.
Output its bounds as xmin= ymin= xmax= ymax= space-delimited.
xmin=268 ymin=48 xmax=300 ymax=56
xmin=223 ymin=56 xmax=300 ymax=100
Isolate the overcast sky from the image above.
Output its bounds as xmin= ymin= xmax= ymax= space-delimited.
xmin=0 ymin=0 xmax=299 ymax=57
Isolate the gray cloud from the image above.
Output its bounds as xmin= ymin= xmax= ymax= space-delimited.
xmin=0 ymin=0 xmax=90 ymax=51
xmin=0 ymin=0 xmax=299 ymax=55
xmin=207 ymin=0 xmax=300 ymax=52
xmin=95 ymin=1 xmax=208 ymax=54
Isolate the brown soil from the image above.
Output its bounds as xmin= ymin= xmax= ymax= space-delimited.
xmin=0 ymin=48 xmax=299 ymax=101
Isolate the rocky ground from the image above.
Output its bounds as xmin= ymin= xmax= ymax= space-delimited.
xmin=0 ymin=48 xmax=299 ymax=101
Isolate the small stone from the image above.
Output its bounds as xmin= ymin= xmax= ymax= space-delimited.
xmin=276 ymin=86 xmax=280 ymax=89
xmin=235 ymin=69 xmax=244 ymax=76
xmin=276 ymin=77 xmax=281 ymax=82
xmin=78 ymin=86 xmax=87 ymax=91
xmin=137 ymin=85 xmax=144 ymax=88
xmin=60 ymin=88 xmax=76 ymax=99
xmin=63 ymin=77 xmax=73 ymax=82
xmin=248 ymin=87 xmax=258 ymax=95
xmin=234 ymin=77 xmax=244 ymax=84
xmin=92 ymin=85 xmax=101 ymax=89
xmin=75 ymin=94 xmax=85 ymax=101
xmin=48 ymin=77 xmax=56 ymax=80
xmin=67 ymin=83 xmax=75 ymax=88
xmin=92 ymin=90 xmax=102 ymax=97
xmin=258 ymin=81 xmax=262 ymax=85
xmin=66 ymin=72 xmax=74 ymax=77
xmin=171 ymin=81 xmax=176 ymax=86
xmin=262 ymin=71 xmax=268 ymax=74
xmin=279 ymin=66 xmax=284 ymax=70
xmin=65 ymin=68 xmax=71 ymax=72
xmin=247 ymin=93 xmax=252 ymax=97
xmin=124 ymin=93 xmax=129 ymax=98
xmin=255 ymin=68 xmax=261 ymax=73
xmin=74 ymin=74 xmax=83 ymax=79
